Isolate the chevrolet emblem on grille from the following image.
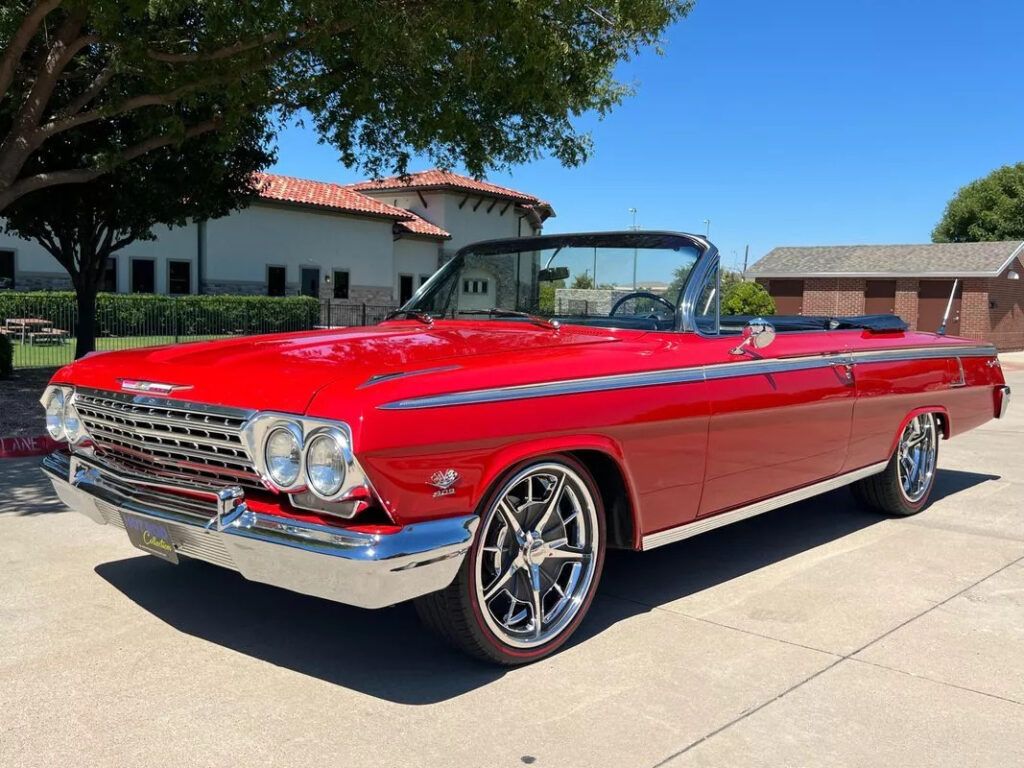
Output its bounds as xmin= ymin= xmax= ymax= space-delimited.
xmin=118 ymin=380 xmax=194 ymax=394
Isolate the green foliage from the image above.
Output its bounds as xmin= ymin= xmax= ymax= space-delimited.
xmin=0 ymin=333 xmax=12 ymax=379
xmin=1 ymin=1 xmax=691 ymax=209
xmin=571 ymin=273 xmax=596 ymax=289
xmin=538 ymin=279 xmax=566 ymax=314
xmin=933 ymin=163 xmax=1024 ymax=242
xmin=0 ymin=293 xmax=320 ymax=337
xmin=722 ymin=281 xmax=775 ymax=316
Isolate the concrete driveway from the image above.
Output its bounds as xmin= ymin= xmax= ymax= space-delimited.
xmin=2 ymin=362 xmax=1022 ymax=768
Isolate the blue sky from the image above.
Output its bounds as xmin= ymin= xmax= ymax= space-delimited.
xmin=271 ymin=0 xmax=1024 ymax=272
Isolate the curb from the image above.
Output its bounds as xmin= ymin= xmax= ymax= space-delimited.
xmin=0 ymin=435 xmax=60 ymax=459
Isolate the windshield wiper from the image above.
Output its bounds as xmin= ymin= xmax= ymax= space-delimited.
xmin=384 ymin=309 xmax=434 ymax=326
xmin=460 ymin=308 xmax=560 ymax=330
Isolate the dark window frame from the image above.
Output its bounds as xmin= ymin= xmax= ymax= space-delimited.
xmin=0 ymin=248 xmax=15 ymax=290
xmin=399 ymin=273 xmax=415 ymax=304
xmin=299 ymin=265 xmax=321 ymax=299
xmin=129 ymin=257 xmax=156 ymax=294
xmin=266 ymin=264 xmax=287 ymax=297
xmin=332 ymin=269 xmax=350 ymax=300
xmin=167 ymin=259 xmax=192 ymax=295
xmin=100 ymin=256 xmax=117 ymax=293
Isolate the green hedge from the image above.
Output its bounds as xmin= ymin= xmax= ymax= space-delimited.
xmin=0 ymin=292 xmax=320 ymax=337
xmin=0 ymin=334 xmax=12 ymax=379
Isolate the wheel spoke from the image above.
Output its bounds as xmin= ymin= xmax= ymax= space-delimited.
xmin=484 ymin=561 xmax=519 ymax=602
xmin=534 ymin=473 xmax=566 ymax=534
xmin=497 ymin=499 xmax=525 ymax=539
xmin=545 ymin=548 xmax=589 ymax=562
xmin=529 ymin=564 xmax=544 ymax=640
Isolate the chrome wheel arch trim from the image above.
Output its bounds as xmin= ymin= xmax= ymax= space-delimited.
xmin=641 ymin=461 xmax=889 ymax=550
xmin=378 ymin=344 xmax=998 ymax=410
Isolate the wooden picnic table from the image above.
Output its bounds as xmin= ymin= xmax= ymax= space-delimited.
xmin=5 ymin=318 xmax=57 ymax=344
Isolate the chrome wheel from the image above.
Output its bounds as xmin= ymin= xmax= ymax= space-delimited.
xmin=474 ymin=462 xmax=600 ymax=649
xmin=897 ymin=413 xmax=937 ymax=503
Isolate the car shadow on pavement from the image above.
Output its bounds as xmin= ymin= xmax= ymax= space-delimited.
xmin=93 ymin=469 xmax=997 ymax=704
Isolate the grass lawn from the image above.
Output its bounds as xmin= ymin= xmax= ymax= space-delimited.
xmin=11 ymin=334 xmax=232 ymax=369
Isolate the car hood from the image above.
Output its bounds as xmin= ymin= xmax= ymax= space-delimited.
xmin=56 ymin=322 xmax=620 ymax=413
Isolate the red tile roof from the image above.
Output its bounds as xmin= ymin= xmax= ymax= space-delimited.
xmin=395 ymin=216 xmax=450 ymax=239
xmin=349 ymin=169 xmax=542 ymax=204
xmin=253 ymin=173 xmax=449 ymax=239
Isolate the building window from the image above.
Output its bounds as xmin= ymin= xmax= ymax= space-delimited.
xmin=300 ymin=266 xmax=320 ymax=298
xmin=399 ymin=274 xmax=414 ymax=304
xmin=0 ymin=249 xmax=14 ymax=290
xmin=333 ymin=270 xmax=350 ymax=299
xmin=130 ymin=259 xmax=155 ymax=294
xmin=168 ymin=260 xmax=191 ymax=295
xmin=100 ymin=257 xmax=117 ymax=293
xmin=463 ymin=278 xmax=489 ymax=295
xmin=267 ymin=266 xmax=286 ymax=296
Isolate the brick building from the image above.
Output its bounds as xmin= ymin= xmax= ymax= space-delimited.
xmin=747 ymin=241 xmax=1024 ymax=351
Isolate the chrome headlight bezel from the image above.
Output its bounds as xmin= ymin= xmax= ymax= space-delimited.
xmin=241 ymin=413 xmax=370 ymax=503
xmin=40 ymin=385 xmax=89 ymax=445
xmin=263 ymin=423 xmax=304 ymax=491
xmin=303 ymin=427 xmax=349 ymax=500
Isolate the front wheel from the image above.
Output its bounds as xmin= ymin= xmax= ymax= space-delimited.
xmin=415 ymin=456 xmax=606 ymax=665
xmin=854 ymin=412 xmax=939 ymax=516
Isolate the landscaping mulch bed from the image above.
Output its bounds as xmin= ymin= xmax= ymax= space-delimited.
xmin=0 ymin=368 xmax=57 ymax=437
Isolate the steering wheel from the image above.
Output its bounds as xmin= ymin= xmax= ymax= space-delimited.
xmin=609 ymin=291 xmax=677 ymax=317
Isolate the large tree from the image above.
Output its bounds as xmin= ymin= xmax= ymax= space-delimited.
xmin=0 ymin=1 xmax=689 ymax=212
xmin=933 ymin=163 xmax=1024 ymax=243
xmin=3 ymin=106 xmax=274 ymax=357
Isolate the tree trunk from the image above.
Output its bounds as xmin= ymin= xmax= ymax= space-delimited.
xmin=74 ymin=280 xmax=98 ymax=359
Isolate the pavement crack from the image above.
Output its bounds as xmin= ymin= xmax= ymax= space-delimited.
xmin=847 ymin=657 xmax=1024 ymax=707
xmin=648 ymin=552 xmax=1024 ymax=767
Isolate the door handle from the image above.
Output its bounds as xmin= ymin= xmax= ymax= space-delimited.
xmin=830 ymin=360 xmax=855 ymax=385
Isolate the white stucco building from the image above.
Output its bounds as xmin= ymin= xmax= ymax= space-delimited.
xmin=0 ymin=170 xmax=554 ymax=306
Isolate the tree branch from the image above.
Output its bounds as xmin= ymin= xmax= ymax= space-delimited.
xmin=0 ymin=116 xmax=223 ymax=209
xmin=144 ymin=23 xmax=331 ymax=63
xmin=57 ymin=53 xmax=118 ymax=117
xmin=0 ymin=0 xmax=63 ymax=101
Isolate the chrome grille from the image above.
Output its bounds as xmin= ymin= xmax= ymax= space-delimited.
xmin=74 ymin=388 xmax=262 ymax=491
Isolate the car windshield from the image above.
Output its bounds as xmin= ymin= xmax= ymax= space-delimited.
xmin=404 ymin=233 xmax=703 ymax=331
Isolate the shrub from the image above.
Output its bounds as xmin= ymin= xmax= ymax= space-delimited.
xmin=0 ymin=334 xmax=12 ymax=379
xmin=722 ymin=281 xmax=775 ymax=316
xmin=0 ymin=292 xmax=321 ymax=338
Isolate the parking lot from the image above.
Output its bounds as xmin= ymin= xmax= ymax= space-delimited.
xmin=1 ymin=361 xmax=1022 ymax=768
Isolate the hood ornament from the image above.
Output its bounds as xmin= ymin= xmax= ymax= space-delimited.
xmin=428 ymin=469 xmax=459 ymax=497
xmin=119 ymin=380 xmax=194 ymax=395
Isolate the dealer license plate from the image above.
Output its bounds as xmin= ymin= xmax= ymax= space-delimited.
xmin=121 ymin=513 xmax=179 ymax=564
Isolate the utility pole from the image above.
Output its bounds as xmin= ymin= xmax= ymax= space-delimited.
xmin=628 ymin=207 xmax=639 ymax=290
xmin=703 ymin=218 xmax=711 ymax=238
xmin=743 ymin=245 xmax=749 ymax=274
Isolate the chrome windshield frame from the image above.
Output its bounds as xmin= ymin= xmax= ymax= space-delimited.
xmin=402 ymin=230 xmax=719 ymax=334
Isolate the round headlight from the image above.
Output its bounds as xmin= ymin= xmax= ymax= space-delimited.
xmin=265 ymin=427 xmax=301 ymax=488
xmin=305 ymin=432 xmax=347 ymax=497
xmin=63 ymin=397 xmax=85 ymax=444
xmin=44 ymin=390 xmax=65 ymax=440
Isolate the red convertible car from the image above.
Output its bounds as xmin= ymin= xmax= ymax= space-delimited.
xmin=40 ymin=232 xmax=1010 ymax=664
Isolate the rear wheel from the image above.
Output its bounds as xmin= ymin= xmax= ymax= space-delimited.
xmin=415 ymin=456 xmax=605 ymax=665
xmin=854 ymin=412 xmax=939 ymax=516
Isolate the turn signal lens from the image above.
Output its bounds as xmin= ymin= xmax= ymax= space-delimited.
xmin=265 ymin=427 xmax=301 ymax=488
xmin=306 ymin=433 xmax=346 ymax=497
xmin=44 ymin=389 xmax=65 ymax=440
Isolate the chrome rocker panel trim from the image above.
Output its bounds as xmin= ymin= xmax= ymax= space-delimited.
xmin=641 ymin=461 xmax=888 ymax=550
xmin=42 ymin=451 xmax=478 ymax=609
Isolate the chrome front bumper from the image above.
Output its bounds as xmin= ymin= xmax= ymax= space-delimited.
xmin=42 ymin=452 xmax=478 ymax=609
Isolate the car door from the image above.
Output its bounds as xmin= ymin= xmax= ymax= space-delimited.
xmin=688 ymin=265 xmax=856 ymax=517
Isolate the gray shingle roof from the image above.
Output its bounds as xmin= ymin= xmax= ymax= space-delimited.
xmin=747 ymin=241 xmax=1024 ymax=278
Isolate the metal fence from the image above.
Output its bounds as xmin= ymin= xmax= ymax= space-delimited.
xmin=1 ymin=297 xmax=399 ymax=370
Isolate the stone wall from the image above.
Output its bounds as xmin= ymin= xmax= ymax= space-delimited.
xmin=200 ymin=279 xmax=269 ymax=296
xmin=554 ymin=288 xmax=633 ymax=316
xmin=13 ymin=272 xmax=73 ymax=291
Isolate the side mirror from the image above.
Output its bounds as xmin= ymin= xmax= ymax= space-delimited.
xmin=729 ymin=318 xmax=776 ymax=355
